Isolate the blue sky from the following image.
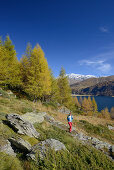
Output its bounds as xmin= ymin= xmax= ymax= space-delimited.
xmin=0 ymin=0 xmax=114 ymax=77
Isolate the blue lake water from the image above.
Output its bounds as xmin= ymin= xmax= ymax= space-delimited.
xmin=76 ymin=96 xmax=114 ymax=112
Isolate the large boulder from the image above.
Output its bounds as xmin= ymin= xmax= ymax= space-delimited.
xmin=44 ymin=115 xmax=55 ymax=122
xmin=6 ymin=114 xmax=40 ymax=138
xmin=58 ymin=106 xmax=70 ymax=114
xmin=9 ymin=137 xmax=32 ymax=153
xmin=27 ymin=138 xmax=67 ymax=160
xmin=108 ymin=125 xmax=114 ymax=130
xmin=22 ymin=112 xmax=46 ymax=124
xmin=0 ymin=140 xmax=16 ymax=157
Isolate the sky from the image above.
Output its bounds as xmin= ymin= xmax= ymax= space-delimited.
xmin=0 ymin=0 xmax=114 ymax=77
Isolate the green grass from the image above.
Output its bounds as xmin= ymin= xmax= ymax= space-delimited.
xmin=0 ymin=152 xmax=23 ymax=170
xmin=0 ymin=89 xmax=9 ymax=98
xmin=28 ymin=122 xmax=114 ymax=170
xmin=0 ymin=97 xmax=34 ymax=115
xmin=77 ymin=120 xmax=114 ymax=144
xmin=0 ymin=89 xmax=114 ymax=170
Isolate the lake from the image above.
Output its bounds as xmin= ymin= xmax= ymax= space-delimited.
xmin=75 ymin=96 xmax=114 ymax=112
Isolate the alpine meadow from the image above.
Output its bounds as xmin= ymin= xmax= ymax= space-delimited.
xmin=0 ymin=35 xmax=114 ymax=170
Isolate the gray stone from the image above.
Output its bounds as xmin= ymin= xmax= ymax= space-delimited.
xmin=76 ymin=132 xmax=88 ymax=141
xmin=58 ymin=106 xmax=70 ymax=114
xmin=22 ymin=112 xmax=46 ymax=124
xmin=6 ymin=114 xmax=40 ymax=138
xmin=0 ymin=140 xmax=16 ymax=157
xmin=9 ymin=137 xmax=32 ymax=152
xmin=111 ymin=145 xmax=114 ymax=153
xmin=44 ymin=115 xmax=55 ymax=122
xmin=108 ymin=125 xmax=114 ymax=130
xmin=95 ymin=144 xmax=105 ymax=150
xmin=91 ymin=137 xmax=100 ymax=145
xmin=7 ymin=91 xmax=13 ymax=95
xmin=27 ymin=138 xmax=66 ymax=160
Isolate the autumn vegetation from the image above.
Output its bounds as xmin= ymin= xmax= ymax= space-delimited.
xmin=0 ymin=35 xmax=114 ymax=169
xmin=0 ymin=35 xmax=112 ymax=119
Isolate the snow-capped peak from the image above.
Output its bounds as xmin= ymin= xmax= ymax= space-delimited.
xmin=66 ymin=73 xmax=96 ymax=80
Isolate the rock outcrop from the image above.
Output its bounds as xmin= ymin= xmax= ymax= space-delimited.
xmin=27 ymin=138 xmax=66 ymax=160
xmin=22 ymin=112 xmax=46 ymax=124
xmin=108 ymin=125 xmax=114 ymax=130
xmin=0 ymin=140 xmax=16 ymax=157
xmin=44 ymin=114 xmax=114 ymax=159
xmin=58 ymin=106 xmax=70 ymax=114
xmin=6 ymin=114 xmax=40 ymax=138
xmin=9 ymin=137 xmax=32 ymax=153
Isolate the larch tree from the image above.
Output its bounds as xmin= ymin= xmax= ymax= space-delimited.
xmin=79 ymin=96 xmax=83 ymax=105
xmin=82 ymin=97 xmax=90 ymax=115
xmin=49 ymin=69 xmax=59 ymax=102
xmin=74 ymin=96 xmax=80 ymax=108
xmin=101 ymin=107 xmax=110 ymax=119
xmin=0 ymin=45 xmax=8 ymax=85
xmin=87 ymin=96 xmax=93 ymax=115
xmin=92 ymin=97 xmax=98 ymax=113
xmin=20 ymin=43 xmax=32 ymax=87
xmin=0 ymin=36 xmax=21 ymax=87
xmin=110 ymin=107 xmax=114 ymax=119
xmin=21 ymin=44 xmax=51 ymax=101
xmin=3 ymin=36 xmax=21 ymax=87
xmin=57 ymin=67 xmax=72 ymax=108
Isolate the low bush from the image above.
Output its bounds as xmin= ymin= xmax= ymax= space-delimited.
xmin=0 ymin=89 xmax=9 ymax=98
xmin=27 ymin=123 xmax=114 ymax=169
xmin=78 ymin=120 xmax=114 ymax=143
xmin=0 ymin=152 xmax=23 ymax=170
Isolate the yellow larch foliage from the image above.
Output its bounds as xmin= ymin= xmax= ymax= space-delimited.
xmin=21 ymin=44 xmax=51 ymax=100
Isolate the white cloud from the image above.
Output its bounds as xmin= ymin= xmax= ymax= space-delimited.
xmin=99 ymin=26 xmax=108 ymax=33
xmin=79 ymin=60 xmax=104 ymax=66
xmin=79 ymin=59 xmax=111 ymax=73
xmin=98 ymin=63 xmax=111 ymax=73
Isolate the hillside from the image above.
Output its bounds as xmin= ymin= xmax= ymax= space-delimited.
xmin=71 ymin=75 xmax=114 ymax=96
xmin=0 ymin=89 xmax=114 ymax=169
xmin=79 ymin=81 xmax=114 ymax=96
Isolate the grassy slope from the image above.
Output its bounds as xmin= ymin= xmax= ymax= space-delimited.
xmin=0 ymin=90 xmax=114 ymax=169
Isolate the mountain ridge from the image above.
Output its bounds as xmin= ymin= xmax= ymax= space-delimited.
xmin=70 ymin=75 xmax=114 ymax=96
xmin=66 ymin=73 xmax=96 ymax=85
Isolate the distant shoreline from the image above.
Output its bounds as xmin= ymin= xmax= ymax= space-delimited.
xmin=71 ymin=94 xmax=93 ymax=96
xmin=71 ymin=94 xmax=114 ymax=97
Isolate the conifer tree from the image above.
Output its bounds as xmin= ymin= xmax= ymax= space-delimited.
xmin=74 ymin=96 xmax=80 ymax=108
xmin=21 ymin=44 xmax=51 ymax=101
xmin=0 ymin=36 xmax=21 ymax=87
xmin=110 ymin=107 xmax=114 ymax=119
xmin=87 ymin=96 xmax=93 ymax=115
xmin=0 ymin=45 xmax=8 ymax=85
xmin=20 ymin=43 xmax=32 ymax=87
xmin=101 ymin=107 xmax=110 ymax=119
xmin=0 ymin=36 xmax=3 ymax=46
xmin=49 ymin=70 xmax=59 ymax=102
xmin=57 ymin=67 xmax=72 ymax=108
xmin=79 ymin=96 xmax=83 ymax=105
xmin=82 ymin=97 xmax=90 ymax=115
xmin=92 ymin=97 xmax=98 ymax=113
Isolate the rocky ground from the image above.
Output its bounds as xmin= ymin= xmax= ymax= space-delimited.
xmin=0 ymin=111 xmax=114 ymax=161
xmin=0 ymin=91 xmax=114 ymax=169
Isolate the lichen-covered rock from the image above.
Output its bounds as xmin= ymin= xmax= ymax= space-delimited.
xmin=58 ymin=106 xmax=70 ymax=114
xmin=6 ymin=114 xmax=40 ymax=138
xmin=44 ymin=115 xmax=55 ymax=122
xmin=22 ymin=112 xmax=46 ymax=124
xmin=9 ymin=137 xmax=32 ymax=152
xmin=108 ymin=125 xmax=114 ymax=130
xmin=0 ymin=140 xmax=16 ymax=157
xmin=27 ymin=138 xmax=66 ymax=160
